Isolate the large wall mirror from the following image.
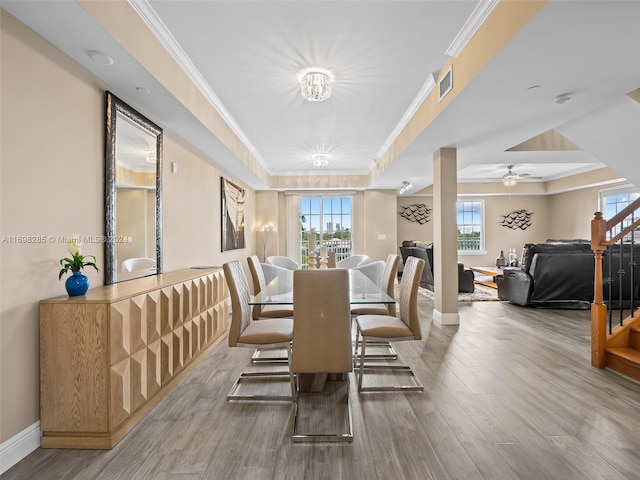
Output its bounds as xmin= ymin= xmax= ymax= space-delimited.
xmin=105 ymin=91 xmax=162 ymax=284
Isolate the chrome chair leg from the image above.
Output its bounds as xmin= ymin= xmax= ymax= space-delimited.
xmin=227 ymin=343 xmax=296 ymax=401
xmin=292 ymin=376 xmax=353 ymax=443
xmin=251 ymin=345 xmax=289 ymax=364
xmin=356 ymin=331 xmax=423 ymax=393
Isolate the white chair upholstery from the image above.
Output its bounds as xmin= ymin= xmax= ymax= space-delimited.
xmin=352 ymin=260 xmax=384 ymax=286
xmin=335 ymin=254 xmax=371 ymax=269
xmin=260 ymin=263 xmax=294 ymax=295
xmin=247 ymin=256 xmax=293 ymax=320
xmin=354 ymin=256 xmax=425 ymax=393
xmin=121 ymin=257 xmax=156 ymax=273
xmin=223 ymin=261 xmax=295 ymax=401
xmin=351 ymin=254 xmax=400 ymax=317
xmin=265 ymin=256 xmax=300 ymax=270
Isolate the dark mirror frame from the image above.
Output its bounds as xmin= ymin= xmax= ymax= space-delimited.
xmin=105 ymin=91 xmax=163 ymax=285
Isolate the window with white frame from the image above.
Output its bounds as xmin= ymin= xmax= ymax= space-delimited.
xmin=599 ymin=184 xmax=640 ymax=239
xmin=299 ymin=196 xmax=352 ymax=267
xmin=457 ymin=200 xmax=484 ymax=253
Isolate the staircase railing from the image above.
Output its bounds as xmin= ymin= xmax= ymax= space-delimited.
xmin=591 ymin=196 xmax=640 ymax=367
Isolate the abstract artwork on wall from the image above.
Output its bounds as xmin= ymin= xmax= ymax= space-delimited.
xmin=221 ymin=177 xmax=246 ymax=251
xmin=500 ymin=209 xmax=534 ymax=230
xmin=399 ymin=204 xmax=432 ymax=224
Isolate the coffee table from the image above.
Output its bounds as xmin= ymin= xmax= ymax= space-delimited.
xmin=469 ymin=266 xmax=503 ymax=289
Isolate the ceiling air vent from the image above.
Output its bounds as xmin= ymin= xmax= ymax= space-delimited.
xmin=438 ymin=66 xmax=453 ymax=102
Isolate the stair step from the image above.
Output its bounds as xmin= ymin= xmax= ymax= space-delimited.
xmin=606 ymin=347 xmax=640 ymax=382
xmin=630 ymin=326 xmax=640 ymax=350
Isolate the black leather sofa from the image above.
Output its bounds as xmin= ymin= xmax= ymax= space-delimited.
xmin=399 ymin=241 xmax=475 ymax=293
xmin=496 ymin=240 xmax=640 ymax=309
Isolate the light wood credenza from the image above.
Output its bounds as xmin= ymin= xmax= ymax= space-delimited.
xmin=39 ymin=268 xmax=229 ymax=449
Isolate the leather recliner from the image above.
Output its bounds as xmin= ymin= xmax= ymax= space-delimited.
xmin=399 ymin=241 xmax=474 ymax=293
xmin=497 ymin=241 xmax=595 ymax=309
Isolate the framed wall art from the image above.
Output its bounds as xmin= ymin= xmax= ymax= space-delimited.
xmin=221 ymin=177 xmax=246 ymax=251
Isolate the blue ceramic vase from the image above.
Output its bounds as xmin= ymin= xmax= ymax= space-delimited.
xmin=65 ymin=271 xmax=89 ymax=296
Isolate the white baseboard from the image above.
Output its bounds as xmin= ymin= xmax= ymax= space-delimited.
xmin=433 ymin=310 xmax=460 ymax=326
xmin=0 ymin=421 xmax=41 ymax=475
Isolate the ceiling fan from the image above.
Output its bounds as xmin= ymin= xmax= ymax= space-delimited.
xmin=500 ymin=164 xmax=542 ymax=186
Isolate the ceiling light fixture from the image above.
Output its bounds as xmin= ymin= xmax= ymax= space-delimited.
xmin=145 ymin=151 xmax=156 ymax=164
xmin=502 ymin=175 xmax=517 ymax=187
xmin=312 ymin=154 xmax=329 ymax=167
xmin=399 ymin=180 xmax=413 ymax=194
xmin=301 ymin=70 xmax=332 ymax=102
xmin=87 ymin=50 xmax=114 ymax=65
xmin=502 ymin=167 xmax=518 ymax=186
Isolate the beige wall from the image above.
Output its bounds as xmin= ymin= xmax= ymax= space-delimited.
xmin=547 ymin=186 xmax=601 ymax=241
xmin=0 ymin=13 xmax=255 ymax=444
xmin=363 ymin=190 xmax=399 ymax=261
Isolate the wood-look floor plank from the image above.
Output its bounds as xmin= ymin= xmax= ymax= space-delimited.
xmin=4 ymin=290 xmax=640 ymax=480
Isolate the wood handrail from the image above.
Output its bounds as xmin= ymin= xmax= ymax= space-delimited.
xmin=605 ymin=196 xmax=640 ymax=231
xmin=591 ymin=200 xmax=640 ymax=368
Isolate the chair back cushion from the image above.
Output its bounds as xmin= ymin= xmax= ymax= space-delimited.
xmin=266 ymin=256 xmax=299 ymax=270
xmin=121 ymin=257 xmax=156 ymax=273
xmin=223 ymin=261 xmax=252 ymax=347
xmin=291 ymin=269 xmax=352 ymax=373
xmin=353 ymin=261 xmax=385 ymax=286
xmin=336 ymin=254 xmax=371 ymax=269
xmin=399 ymin=256 xmax=425 ymax=341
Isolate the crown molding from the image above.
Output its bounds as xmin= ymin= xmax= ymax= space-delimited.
xmin=445 ymin=0 xmax=500 ymax=57
xmin=376 ymin=73 xmax=437 ymax=159
xmin=127 ymin=0 xmax=269 ymax=172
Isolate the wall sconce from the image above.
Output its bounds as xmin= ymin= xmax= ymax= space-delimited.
xmin=257 ymin=224 xmax=273 ymax=261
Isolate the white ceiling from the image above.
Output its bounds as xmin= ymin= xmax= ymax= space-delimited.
xmin=3 ymin=0 xmax=640 ymax=193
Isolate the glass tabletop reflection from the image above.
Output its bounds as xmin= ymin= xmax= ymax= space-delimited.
xmin=249 ymin=268 xmax=395 ymax=306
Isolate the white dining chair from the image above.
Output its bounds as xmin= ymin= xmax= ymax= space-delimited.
xmin=120 ymin=257 xmax=156 ymax=273
xmin=351 ymin=254 xmax=399 ymax=317
xmin=265 ymin=256 xmax=300 ymax=270
xmin=336 ymin=254 xmax=371 ymax=269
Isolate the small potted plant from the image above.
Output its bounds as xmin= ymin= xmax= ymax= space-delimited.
xmin=58 ymin=236 xmax=100 ymax=296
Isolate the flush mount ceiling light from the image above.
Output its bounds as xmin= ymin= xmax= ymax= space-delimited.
xmin=311 ymin=154 xmax=329 ymax=167
xmin=399 ymin=180 xmax=413 ymax=194
xmin=300 ymin=70 xmax=332 ymax=102
xmin=87 ymin=50 xmax=114 ymax=65
xmin=145 ymin=151 xmax=156 ymax=164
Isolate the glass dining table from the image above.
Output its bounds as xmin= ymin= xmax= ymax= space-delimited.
xmin=248 ymin=268 xmax=395 ymax=393
xmin=248 ymin=268 xmax=395 ymax=307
